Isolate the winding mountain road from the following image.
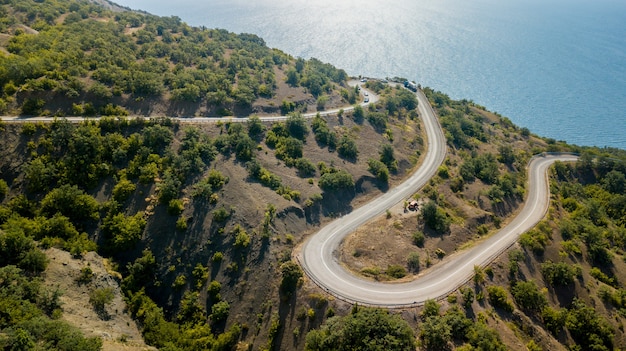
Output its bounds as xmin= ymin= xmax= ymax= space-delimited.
xmin=1 ymin=80 xmax=578 ymax=306
xmin=298 ymin=89 xmax=578 ymax=307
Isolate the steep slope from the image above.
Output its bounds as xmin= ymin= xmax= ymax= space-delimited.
xmin=1 ymin=1 xmax=626 ymax=350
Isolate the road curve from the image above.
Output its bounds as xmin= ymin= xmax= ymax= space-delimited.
xmin=299 ymin=90 xmax=578 ymax=307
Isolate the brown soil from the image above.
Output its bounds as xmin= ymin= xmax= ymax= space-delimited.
xmin=42 ymin=248 xmax=154 ymax=351
xmin=338 ymin=104 xmax=536 ymax=281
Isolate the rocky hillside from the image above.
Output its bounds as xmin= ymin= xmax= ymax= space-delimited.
xmin=2 ymin=1 xmax=626 ymax=351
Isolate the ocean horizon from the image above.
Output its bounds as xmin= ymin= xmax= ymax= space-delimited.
xmin=113 ymin=0 xmax=626 ymax=149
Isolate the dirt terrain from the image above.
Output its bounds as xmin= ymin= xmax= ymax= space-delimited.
xmin=43 ymin=248 xmax=155 ymax=351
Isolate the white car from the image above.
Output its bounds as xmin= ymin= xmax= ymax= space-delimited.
xmin=364 ymin=92 xmax=368 ymax=96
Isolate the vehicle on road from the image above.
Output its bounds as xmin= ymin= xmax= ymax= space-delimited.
xmin=404 ymin=80 xmax=418 ymax=92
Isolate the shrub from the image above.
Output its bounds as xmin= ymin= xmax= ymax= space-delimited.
xmin=211 ymin=301 xmax=230 ymax=323
xmin=486 ymin=285 xmax=514 ymax=312
xmin=176 ymin=216 xmax=188 ymax=231
xmin=295 ymin=158 xmax=316 ymax=177
xmin=89 ymin=287 xmax=114 ymax=316
xmin=305 ymin=308 xmax=415 ymax=350
xmin=112 ymin=178 xmax=136 ymax=202
xmin=437 ymin=165 xmax=450 ymax=178
xmin=21 ymin=98 xmax=45 ymax=115
xmin=318 ymin=170 xmax=354 ymax=191
xmin=519 ymin=228 xmax=550 ymax=255
xmin=407 ymin=252 xmax=420 ymax=272
xmin=367 ymin=159 xmax=389 ymax=182
xmin=280 ymin=261 xmax=303 ymax=294
xmin=77 ymin=266 xmax=95 ymax=284
xmin=421 ymin=202 xmax=450 ymax=234
xmin=285 ymin=114 xmax=308 ymax=140
xmin=172 ymin=274 xmax=186 ymax=289
xmin=510 ymin=281 xmax=547 ymax=314
xmin=541 ymin=261 xmax=580 ymax=286
xmin=366 ymin=112 xmax=388 ymax=130
xmin=213 ymin=207 xmax=231 ymax=223
xmin=337 ymin=134 xmax=358 ymax=160
xmin=386 ymin=265 xmax=406 ymax=279
xmin=167 ymin=199 xmax=184 ymax=215
xmin=207 ymin=169 xmax=229 ymax=188
xmin=435 ymin=248 xmax=446 ymax=258
xmin=232 ymin=224 xmax=251 ymax=248
xmin=412 ymin=231 xmax=425 ymax=247
xmin=212 ymin=252 xmax=224 ymax=262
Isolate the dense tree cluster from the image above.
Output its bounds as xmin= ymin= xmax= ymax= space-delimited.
xmin=0 ymin=0 xmax=347 ymax=117
xmin=305 ymin=307 xmax=416 ymax=351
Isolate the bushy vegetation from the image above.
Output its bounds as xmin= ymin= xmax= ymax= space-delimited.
xmin=417 ymin=299 xmax=507 ymax=351
xmin=0 ymin=0 xmax=347 ymax=117
xmin=3 ymin=2 xmax=626 ymax=351
xmin=0 ymin=229 xmax=101 ymax=350
xmin=305 ymin=307 xmax=416 ymax=351
xmin=421 ymin=201 xmax=450 ymax=234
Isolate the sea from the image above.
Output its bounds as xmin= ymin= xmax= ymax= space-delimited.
xmin=113 ymin=0 xmax=626 ymax=149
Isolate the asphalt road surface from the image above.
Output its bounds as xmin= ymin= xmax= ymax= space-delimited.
xmin=298 ymin=89 xmax=578 ymax=307
xmin=0 ymin=80 xmax=377 ymax=124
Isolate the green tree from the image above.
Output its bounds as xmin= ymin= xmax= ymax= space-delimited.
xmin=286 ymin=113 xmax=309 ymax=140
xmin=353 ymin=104 xmax=364 ymax=122
xmin=379 ymin=143 xmax=397 ymax=171
xmin=102 ymin=212 xmax=146 ymax=252
xmin=112 ymin=178 xmax=136 ymax=202
xmin=421 ymin=299 xmax=441 ymax=320
xmin=566 ymin=299 xmax=614 ymax=351
xmin=247 ymin=115 xmax=265 ymax=139
xmin=295 ymin=158 xmax=316 ymax=177
xmin=498 ymin=144 xmax=515 ymax=164
xmin=510 ymin=280 xmax=547 ymax=314
xmin=420 ymin=315 xmax=451 ymax=351
xmin=421 ymin=202 xmax=450 ymax=233
xmin=367 ymin=159 xmax=389 ymax=182
xmin=305 ymin=308 xmax=416 ymax=351
xmin=286 ymin=68 xmax=299 ymax=86
xmin=89 ymin=287 xmax=114 ymax=318
xmin=337 ymin=134 xmax=358 ymax=160
xmin=143 ymin=124 xmax=173 ymax=155
xmin=0 ymin=179 xmax=8 ymax=200
xmin=40 ymin=185 xmax=99 ymax=224
xmin=541 ymin=261 xmax=580 ymax=286
xmin=210 ymin=300 xmax=230 ymax=323
xmin=280 ymin=261 xmax=302 ymax=295
xmin=407 ymin=252 xmax=420 ymax=272
xmin=486 ymin=285 xmax=514 ymax=312
xmin=467 ymin=321 xmax=507 ymax=351
xmin=602 ymin=170 xmax=626 ymax=194
xmin=318 ymin=170 xmax=354 ymax=191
